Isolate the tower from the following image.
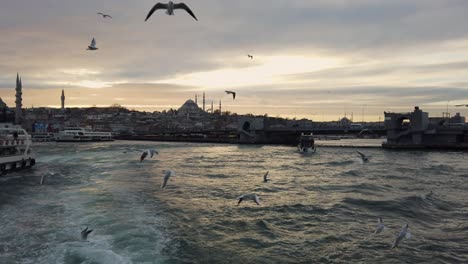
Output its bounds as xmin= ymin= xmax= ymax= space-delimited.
xmin=15 ymin=73 xmax=22 ymax=125
xmin=211 ymin=100 xmax=214 ymax=113
xmin=61 ymin=89 xmax=65 ymax=111
xmin=195 ymin=94 xmax=198 ymax=105
xmin=219 ymin=100 xmax=222 ymax=113
xmin=202 ymin=92 xmax=205 ymax=111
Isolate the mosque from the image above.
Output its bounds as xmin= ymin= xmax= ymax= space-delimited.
xmin=176 ymin=92 xmax=222 ymax=118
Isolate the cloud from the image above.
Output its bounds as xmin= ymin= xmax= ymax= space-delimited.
xmin=2 ymin=1 xmax=468 ymax=120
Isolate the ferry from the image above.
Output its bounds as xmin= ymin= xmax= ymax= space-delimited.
xmin=0 ymin=123 xmax=36 ymax=175
xmin=54 ymin=127 xmax=114 ymax=142
xmin=297 ymin=133 xmax=316 ymax=153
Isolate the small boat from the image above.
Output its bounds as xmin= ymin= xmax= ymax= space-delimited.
xmin=0 ymin=123 xmax=36 ymax=175
xmin=297 ymin=133 xmax=316 ymax=153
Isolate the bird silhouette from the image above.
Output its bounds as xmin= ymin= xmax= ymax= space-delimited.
xmin=225 ymin=90 xmax=236 ymax=100
xmin=145 ymin=1 xmax=198 ymax=21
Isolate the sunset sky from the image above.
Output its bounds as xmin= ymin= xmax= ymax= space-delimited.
xmin=1 ymin=0 xmax=468 ymax=121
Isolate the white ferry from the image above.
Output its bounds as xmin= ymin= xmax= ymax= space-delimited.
xmin=54 ymin=127 xmax=114 ymax=142
xmin=298 ymin=133 xmax=316 ymax=153
xmin=0 ymin=123 xmax=36 ymax=175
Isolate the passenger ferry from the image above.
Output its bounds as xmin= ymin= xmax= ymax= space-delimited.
xmin=297 ymin=133 xmax=316 ymax=153
xmin=0 ymin=123 xmax=36 ymax=175
xmin=54 ymin=127 xmax=114 ymax=142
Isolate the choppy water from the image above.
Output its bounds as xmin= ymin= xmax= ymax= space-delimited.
xmin=1 ymin=141 xmax=468 ymax=264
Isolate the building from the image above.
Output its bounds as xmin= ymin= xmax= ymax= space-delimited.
xmin=177 ymin=99 xmax=204 ymax=118
xmin=15 ymin=73 xmax=22 ymax=125
xmin=383 ymin=106 xmax=468 ymax=149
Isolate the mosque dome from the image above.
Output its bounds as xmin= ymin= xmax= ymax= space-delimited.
xmin=0 ymin=98 xmax=7 ymax=109
xmin=177 ymin=99 xmax=203 ymax=116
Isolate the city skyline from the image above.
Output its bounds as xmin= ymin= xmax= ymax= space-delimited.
xmin=1 ymin=1 xmax=468 ymax=121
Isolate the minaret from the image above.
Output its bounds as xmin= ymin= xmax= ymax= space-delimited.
xmin=61 ymin=89 xmax=65 ymax=111
xmin=211 ymin=101 xmax=214 ymax=113
xmin=219 ymin=100 xmax=222 ymax=113
xmin=202 ymin=92 xmax=205 ymax=111
xmin=15 ymin=73 xmax=23 ymax=125
xmin=195 ymin=94 xmax=198 ymax=105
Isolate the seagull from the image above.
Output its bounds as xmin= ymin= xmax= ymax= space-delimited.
xmin=374 ymin=217 xmax=385 ymax=234
xmin=97 ymin=12 xmax=112 ymax=18
xmin=263 ymin=171 xmax=270 ymax=183
xmin=356 ymin=151 xmax=369 ymax=163
xmin=87 ymin=38 xmax=98 ymax=50
xmin=225 ymin=90 xmax=236 ymax=100
xmin=140 ymin=149 xmax=159 ymax=162
xmin=247 ymin=54 xmax=253 ymax=59
xmin=81 ymin=226 xmax=93 ymax=241
xmin=391 ymin=223 xmax=411 ymax=249
xmin=145 ymin=1 xmax=198 ymax=21
xmin=161 ymin=170 xmax=174 ymax=188
xmin=237 ymin=194 xmax=260 ymax=206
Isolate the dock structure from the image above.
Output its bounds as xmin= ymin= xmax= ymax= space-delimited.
xmin=382 ymin=106 xmax=468 ymax=149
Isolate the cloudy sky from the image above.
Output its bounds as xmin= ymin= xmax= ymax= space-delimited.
xmin=1 ymin=0 xmax=468 ymax=121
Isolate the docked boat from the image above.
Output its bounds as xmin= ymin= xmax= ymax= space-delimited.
xmin=31 ymin=132 xmax=55 ymax=142
xmin=297 ymin=133 xmax=316 ymax=153
xmin=0 ymin=123 xmax=36 ymax=175
xmin=54 ymin=127 xmax=114 ymax=142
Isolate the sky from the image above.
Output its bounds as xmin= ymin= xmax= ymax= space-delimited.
xmin=1 ymin=0 xmax=468 ymax=121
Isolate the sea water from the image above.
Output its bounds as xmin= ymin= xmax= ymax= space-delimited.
xmin=1 ymin=141 xmax=467 ymax=263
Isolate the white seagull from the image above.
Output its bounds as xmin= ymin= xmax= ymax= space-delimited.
xmin=357 ymin=151 xmax=369 ymax=163
xmin=161 ymin=170 xmax=174 ymax=188
xmin=263 ymin=171 xmax=270 ymax=183
xmin=225 ymin=90 xmax=236 ymax=100
xmin=391 ymin=223 xmax=411 ymax=249
xmin=237 ymin=194 xmax=260 ymax=206
xmin=87 ymin=38 xmax=98 ymax=50
xmin=140 ymin=149 xmax=159 ymax=162
xmin=81 ymin=226 xmax=93 ymax=241
xmin=97 ymin=12 xmax=112 ymax=18
xmin=145 ymin=1 xmax=198 ymax=21
xmin=374 ymin=217 xmax=385 ymax=234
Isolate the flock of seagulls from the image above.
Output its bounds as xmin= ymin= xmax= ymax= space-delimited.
xmin=373 ymin=218 xmax=411 ymax=248
xmin=79 ymin=2 xmax=415 ymax=250
xmin=88 ymin=2 xmax=250 ymax=102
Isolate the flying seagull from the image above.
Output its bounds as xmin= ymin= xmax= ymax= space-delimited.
xmin=140 ymin=149 xmax=159 ymax=162
xmin=391 ymin=223 xmax=411 ymax=249
xmin=87 ymin=38 xmax=98 ymax=50
xmin=145 ymin=1 xmax=198 ymax=21
xmin=237 ymin=194 xmax=260 ymax=206
xmin=263 ymin=171 xmax=270 ymax=183
xmin=161 ymin=170 xmax=174 ymax=188
xmin=81 ymin=226 xmax=93 ymax=241
xmin=247 ymin=54 xmax=253 ymax=59
xmin=225 ymin=90 xmax=236 ymax=100
xmin=374 ymin=217 xmax=385 ymax=234
xmin=97 ymin=12 xmax=112 ymax=18
xmin=356 ymin=151 xmax=369 ymax=163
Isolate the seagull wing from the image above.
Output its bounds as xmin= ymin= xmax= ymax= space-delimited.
xmin=145 ymin=3 xmax=168 ymax=21
xmin=233 ymin=92 xmax=236 ymax=100
xmin=105 ymin=15 xmax=112 ymax=18
xmin=356 ymin=151 xmax=366 ymax=159
xmin=263 ymin=171 xmax=269 ymax=181
xmin=253 ymin=195 xmax=260 ymax=205
xmin=174 ymin=3 xmax=198 ymax=21
xmin=161 ymin=171 xmax=171 ymax=188
xmin=90 ymin=38 xmax=96 ymax=47
xmin=97 ymin=12 xmax=104 ymax=16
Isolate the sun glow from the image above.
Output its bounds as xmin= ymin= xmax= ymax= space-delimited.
xmin=158 ymin=55 xmax=344 ymax=89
